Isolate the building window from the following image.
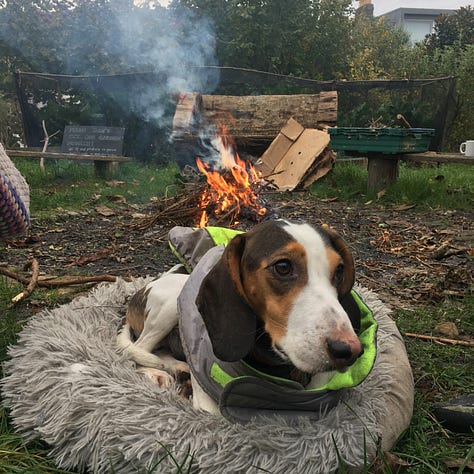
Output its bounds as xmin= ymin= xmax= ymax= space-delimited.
xmin=403 ymin=19 xmax=434 ymax=43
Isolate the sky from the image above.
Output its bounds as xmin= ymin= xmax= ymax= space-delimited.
xmin=155 ymin=0 xmax=473 ymax=14
xmin=354 ymin=0 xmax=473 ymax=16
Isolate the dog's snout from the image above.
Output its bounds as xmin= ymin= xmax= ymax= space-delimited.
xmin=326 ymin=337 xmax=363 ymax=369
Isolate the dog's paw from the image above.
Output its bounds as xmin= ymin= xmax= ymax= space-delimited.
xmin=179 ymin=378 xmax=193 ymax=400
xmin=172 ymin=361 xmax=190 ymax=376
xmin=137 ymin=367 xmax=174 ymax=388
xmin=174 ymin=363 xmax=192 ymax=399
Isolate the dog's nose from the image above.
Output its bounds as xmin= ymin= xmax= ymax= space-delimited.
xmin=327 ymin=338 xmax=363 ymax=369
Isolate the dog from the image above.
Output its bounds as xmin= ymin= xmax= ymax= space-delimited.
xmin=117 ymin=219 xmax=363 ymax=415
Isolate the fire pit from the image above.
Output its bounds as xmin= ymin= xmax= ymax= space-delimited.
xmin=131 ymin=124 xmax=271 ymax=233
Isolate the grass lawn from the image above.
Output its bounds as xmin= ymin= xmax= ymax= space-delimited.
xmin=0 ymin=158 xmax=473 ymax=473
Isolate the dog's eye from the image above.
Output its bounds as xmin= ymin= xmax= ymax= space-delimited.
xmin=333 ymin=263 xmax=345 ymax=286
xmin=273 ymin=259 xmax=293 ymax=276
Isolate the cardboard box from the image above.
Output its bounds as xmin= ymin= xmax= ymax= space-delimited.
xmin=255 ymin=117 xmax=331 ymax=191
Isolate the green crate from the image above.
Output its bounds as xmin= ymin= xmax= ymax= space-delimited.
xmin=328 ymin=127 xmax=435 ymax=154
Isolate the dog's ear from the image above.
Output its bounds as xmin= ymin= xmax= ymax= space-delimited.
xmin=196 ymin=234 xmax=256 ymax=362
xmin=321 ymin=226 xmax=360 ymax=331
xmin=339 ymin=292 xmax=361 ymax=333
xmin=322 ymin=226 xmax=355 ymax=298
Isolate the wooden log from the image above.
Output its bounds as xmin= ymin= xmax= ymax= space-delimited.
xmin=317 ymin=91 xmax=337 ymax=124
xmin=367 ymin=154 xmax=400 ymax=191
xmin=201 ymin=91 xmax=337 ymax=139
xmin=172 ymin=92 xmax=203 ymax=133
xmin=172 ymin=91 xmax=338 ymax=154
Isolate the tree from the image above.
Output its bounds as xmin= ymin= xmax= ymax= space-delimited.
xmin=348 ymin=15 xmax=410 ymax=80
xmin=410 ymin=7 xmax=474 ymax=149
xmin=423 ymin=6 xmax=474 ymax=51
xmin=172 ymin=0 xmax=353 ymax=82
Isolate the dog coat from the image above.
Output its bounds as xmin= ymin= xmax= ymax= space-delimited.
xmin=171 ymin=226 xmax=378 ymax=423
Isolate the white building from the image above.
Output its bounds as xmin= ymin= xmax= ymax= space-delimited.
xmin=381 ymin=7 xmax=455 ymax=43
xmin=357 ymin=1 xmax=456 ymax=43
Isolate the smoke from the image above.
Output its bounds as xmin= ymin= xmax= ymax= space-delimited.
xmin=196 ymin=124 xmax=241 ymax=171
xmin=0 ymin=1 xmax=219 ymax=126
xmin=110 ymin=3 xmax=220 ymax=123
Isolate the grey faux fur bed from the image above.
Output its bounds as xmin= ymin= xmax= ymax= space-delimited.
xmin=1 ymin=279 xmax=414 ymax=474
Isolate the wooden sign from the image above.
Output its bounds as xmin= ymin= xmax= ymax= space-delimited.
xmin=61 ymin=126 xmax=125 ymax=156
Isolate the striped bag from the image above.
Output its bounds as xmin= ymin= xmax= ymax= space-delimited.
xmin=0 ymin=143 xmax=30 ymax=239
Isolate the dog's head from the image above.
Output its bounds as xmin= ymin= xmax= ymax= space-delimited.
xmin=196 ymin=220 xmax=362 ymax=374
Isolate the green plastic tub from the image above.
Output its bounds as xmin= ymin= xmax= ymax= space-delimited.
xmin=328 ymin=127 xmax=435 ymax=154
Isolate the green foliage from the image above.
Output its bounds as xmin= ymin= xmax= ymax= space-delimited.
xmin=0 ymin=0 xmax=214 ymax=157
xmin=424 ymin=6 xmax=474 ymax=51
xmin=448 ymin=44 xmax=474 ymax=149
xmin=408 ymin=7 xmax=474 ymax=150
xmin=174 ymin=0 xmax=353 ymax=84
xmin=310 ymin=161 xmax=474 ymax=210
xmin=11 ymin=158 xmax=180 ymax=216
xmin=349 ymin=15 xmax=410 ymax=80
xmin=0 ymin=92 xmax=22 ymax=146
xmin=393 ymin=298 xmax=474 ymax=473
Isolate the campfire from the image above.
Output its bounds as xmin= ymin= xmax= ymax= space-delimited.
xmin=195 ymin=124 xmax=267 ymax=227
xmin=130 ymin=123 xmax=270 ymax=234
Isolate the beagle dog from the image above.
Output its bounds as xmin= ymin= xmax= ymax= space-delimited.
xmin=117 ymin=219 xmax=363 ymax=414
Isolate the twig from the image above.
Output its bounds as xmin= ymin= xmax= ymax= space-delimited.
xmin=404 ymin=332 xmax=474 ymax=347
xmin=0 ymin=265 xmax=132 ymax=288
xmin=39 ymin=120 xmax=60 ymax=171
xmin=11 ymin=258 xmax=40 ymax=304
xmin=40 ymin=120 xmax=48 ymax=171
xmin=414 ymin=256 xmax=435 ymax=269
xmin=129 ymin=185 xmax=205 ymax=231
xmin=36 ymin=275 xmax=133 ymax=286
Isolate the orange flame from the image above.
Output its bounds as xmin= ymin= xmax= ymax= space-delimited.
xmin=195 ymin=125 xmax=267 ymax=228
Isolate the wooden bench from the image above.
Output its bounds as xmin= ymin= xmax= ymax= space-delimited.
xmin=365 ymin=152 xmax=474 ymax=191
xmin=6 ymin=149 xmax=132 ymax=177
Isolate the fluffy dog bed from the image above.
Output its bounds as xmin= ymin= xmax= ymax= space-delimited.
xmin=2 ymin=279 xmax=413 ymax=474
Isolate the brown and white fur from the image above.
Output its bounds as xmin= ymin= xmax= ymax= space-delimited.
xmin=117 ymin=220 xmax=363 ymax=414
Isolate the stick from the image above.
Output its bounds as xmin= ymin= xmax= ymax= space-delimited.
xmin=404 ymin=332 xmax=474 ymax=347
xmin=11 ymin=258 xmax=40 ymax=303
xmin=129 ymin=185 xmax=205 ymax=231
xmin=40 ymin=120 xmax=48 ymax=171
xmin=396 ymin=114 xmax=412 ymax=128
xmin=0 ymin=265 xmax=132 ymax=288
